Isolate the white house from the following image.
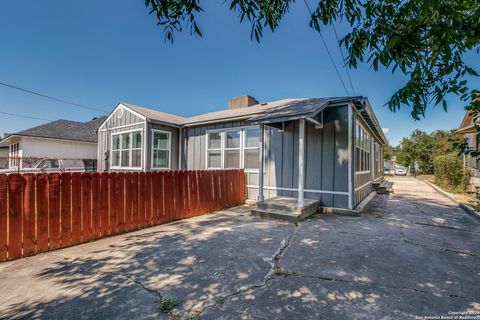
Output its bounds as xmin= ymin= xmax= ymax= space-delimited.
xmin=0 ymin=117 xmax=105 ymax=170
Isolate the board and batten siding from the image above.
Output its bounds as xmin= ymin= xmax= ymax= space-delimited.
xmin=353 ymin=115 xmax=384 ymax=207
xmin=183 ymin=106 xmax=350 ymax=208
xmin=146 ymin=123 xmax=180 ymax=170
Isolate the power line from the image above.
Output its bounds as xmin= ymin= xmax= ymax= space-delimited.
xmin=332 ymin=24 xmax=356 ymax=95
xmin=302 ymin=0 xmax=351 ymax=96
xmin=0 ymin=81 xmax=107 ymax=113
xmin=0 ymin=110 xmax=52 ymax=122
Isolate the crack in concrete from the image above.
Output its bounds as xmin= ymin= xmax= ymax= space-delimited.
xmin=60 ymin=255 xmax=164 ymax=301
xmin=270 ymin=269 xmax=471 ymax=300
xmin=399 ymin=227 xmax=476 ymax=256
xmin=193 ymin=222 xmax=300 ymax=318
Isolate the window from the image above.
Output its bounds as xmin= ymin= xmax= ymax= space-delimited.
xmin=224 ymin=130 xmax=241 ymax=168
xmin=9 ymin=143 xmax=20 ymax=168
xmin=207 ymin=132 xmax=222 ymax=168
xmin=152 ymin=130 xmax=171 ymax=169
xmin=111 ymin=130 xmax=142 ymax=169
xmin=244 ymin=128 xmax=260 ymax=169
xmin=355 ymin=123 xmax=371 ymax=172
xmin=207 ymin=127 xmax=261 ymax=170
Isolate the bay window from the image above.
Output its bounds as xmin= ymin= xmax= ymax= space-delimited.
xmin=152 ymin=130 xmax=171 ymax=169
xmin=111 ymin=130 xmax=142 ymax=169
xmin=207 ymin=127 xmax=260 ymax=170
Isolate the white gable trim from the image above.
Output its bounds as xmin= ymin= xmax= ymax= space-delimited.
xmin=98 ymin=103 xmax=147 ymax=131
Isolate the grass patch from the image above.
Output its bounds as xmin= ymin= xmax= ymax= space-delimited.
xmin=215 ymin=295 xmax=226 ymax=304
xmin=158 ymin=297 xmax=178 ymax=314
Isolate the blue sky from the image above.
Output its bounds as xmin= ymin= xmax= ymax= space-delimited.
xmin=0 ymin=1 xmax=478 ymax=145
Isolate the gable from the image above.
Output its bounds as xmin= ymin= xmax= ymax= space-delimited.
xmin=98 ymin=104 xmax=146 ymax=130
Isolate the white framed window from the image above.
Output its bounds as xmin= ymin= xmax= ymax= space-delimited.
xmin=206 ymin=126 xmax=261 ymax=171
xmin=243 ymin=128 xmax=260 ymax=170
xmin=111 ymin=130 xmax=142 ymax=169
xmin=224 ymin=129 xmax=241 ymax=168
xmin=151 ymin=130 xmax=171 ymax=169
xmin=355 ymin=123 xmax=371 ymax=172
xmin=9 ymin=142 xmax=20 ymax=168
xmin=207 ymin=132 xmax=222 ymax=169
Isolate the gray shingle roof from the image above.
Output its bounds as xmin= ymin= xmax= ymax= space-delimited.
xmin=123 ymin=103 xmax=187 ymax=126
xmin=3 ymin=117 xmax=106 ymax=143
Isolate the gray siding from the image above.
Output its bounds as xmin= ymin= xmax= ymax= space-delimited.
xmin=147 ymin=122 xmax=180 ymax=170
xmin=97 ymin=107 xmax=180 ymax=172
xmin=353 ymin=114 xmax=384 ymax=207
xmin=183 ymin=106 xmax=350 ymax=208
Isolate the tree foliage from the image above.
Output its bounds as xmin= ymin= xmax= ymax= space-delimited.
xmin=144 ymin=0 xmax=480 ymax=120
xmin=396 ymin=128 xmax=460 ymax=173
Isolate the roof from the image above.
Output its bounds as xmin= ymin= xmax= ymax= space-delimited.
xmin=1 ymin=117 xmax=106 ymax=144
xmin=182 ymin=98 xmax=301 ymax=125
xmin=455 ymin=110 xmax=476 ymax=134
xmin=247 ymin=97 xmax=363 ymax=123
xmin=113 ymin=96 xmax=387 ymax=144
xmin=123 ymin=103 xmax=187 ymax=126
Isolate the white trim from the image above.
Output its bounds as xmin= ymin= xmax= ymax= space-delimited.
xmin=355 ymin=170 xmax=370 ymax=175
xmin=110 ymin=129 xmax=143 ymax=170
xmin=298 ymin=118 xmax=306 ymax=206
xmin=355 ymin=181 xmax=372 ymax=192
xmin=348 ymin=103 xmax=353 ymax=209
xmin=374 ymin=176 xmax=383 ymax=182
xmin=98 ymin=122 xmax=145 ymax=132
xmin=205 ymin=125 xmax=259 ymax=133
xmin=150 ymin=129 xmax=172 ymax=170
xmin=246 ymin=185 xmax=349 ymax=196
xmin=99 ymin=103 xmax=146 ymax=131
xmin=143 ymin=122 xmax=148 ymax=170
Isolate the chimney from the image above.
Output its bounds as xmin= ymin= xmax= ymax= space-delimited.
xmin=228 ymin=95 xmax=259 ymax=109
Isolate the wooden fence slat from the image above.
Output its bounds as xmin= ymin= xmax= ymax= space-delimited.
xmin=0 ymin=175 xmax=7 ymax=260
xmin=81 ymin=173 xmax=92 ymax=242
xmin=100 ymin=173 xmax=109 ymax=236
xmin=36 ymin=174 xmax=49 ymax=252
xmin=71 ymin=173 xmax=82 ymax=244
xmin=151 ymin=172 xmax=159 ymax=224
xmin=138 ymin=172 xmax=145 ymax=228
xmin=160 ymin=172 xmax=166 ymax=223
xmin=22 ymin=174 xmax=36 ymax=256
xmin=109 ymin=173 xmax=118 ymax=235
xmin=48 ymin=173 xmax=61 ymax=250
xmin=131 ymin=173 xmax=139 ymax=230
xmin=60 ymin=173 xmax=72 ymax=247
xmin=164 ymin=172 xmax=173 ymax=222
xmin=145 ymin=172 xmax=152 ymax=227
xmin=8 ymin=174 xmax=23 ymax=259
xmin=91 ymin=173 xmax=101 ymax=238
xmin=124 ymin=173 xmax=132 ymax=231
xmin=117 ymin=173 xmax=125 ymax=233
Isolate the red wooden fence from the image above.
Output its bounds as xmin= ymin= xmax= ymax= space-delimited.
xmin=0 ymin=169 xmax=245 ymax=262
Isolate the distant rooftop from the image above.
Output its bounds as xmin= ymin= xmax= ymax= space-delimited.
xmin=1 ymin=117 xmax=106 ymax=143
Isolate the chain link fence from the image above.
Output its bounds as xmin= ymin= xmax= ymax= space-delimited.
xmin=0 ymin=157 xmax=97 ymax=174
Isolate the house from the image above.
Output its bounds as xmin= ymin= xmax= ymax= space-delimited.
xmin=455 ymin=110 xmax=480 ymax=191
xmin=0 ymin=117 xmax=106 ymax=170
xmin=97 ymin=95 xmax=386 ymax=211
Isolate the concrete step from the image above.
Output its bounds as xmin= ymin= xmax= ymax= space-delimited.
xmin=257 ymin=197 xmax=319 ymax=214
xmin=251 ymin=207 xmax=318 ymax=222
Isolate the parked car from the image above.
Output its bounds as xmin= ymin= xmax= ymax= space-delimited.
xmin=0 ymin=159 xmax=96 ymax=174
xmin=394 ymin=167 xmax=407 ymax=176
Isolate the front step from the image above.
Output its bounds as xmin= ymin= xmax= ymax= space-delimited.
xmin=252 ymin=197 xmax=320 ymax=222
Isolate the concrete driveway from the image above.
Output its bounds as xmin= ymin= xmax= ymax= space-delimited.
xmin=1 ymin=176 xmax=479 ymax=319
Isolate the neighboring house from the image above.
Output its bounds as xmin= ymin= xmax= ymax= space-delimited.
xmin=455 ymin=110 xmax=480 ymax=191
xmin=98 ymin=95 xmax=386 ymax=211
xmin=0 ymin=117 xmax=106 ymax=170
